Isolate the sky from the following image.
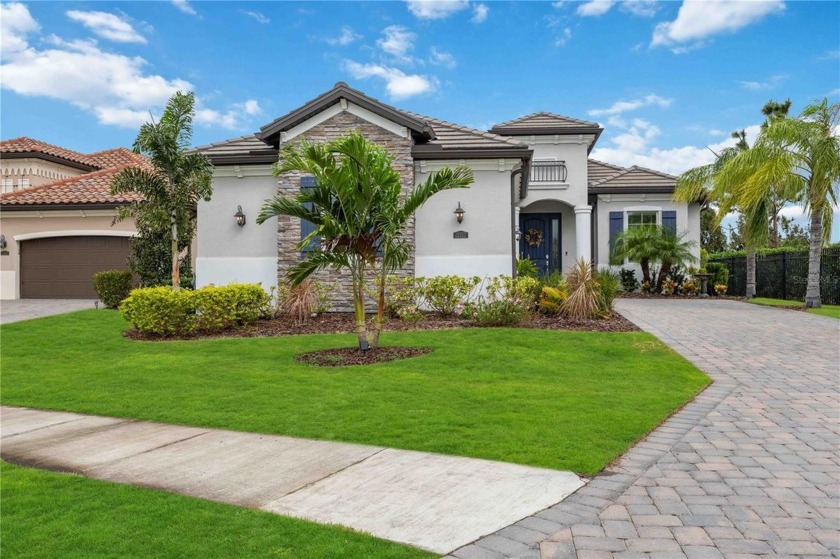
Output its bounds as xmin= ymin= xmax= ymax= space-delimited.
xmin=1 ymin=0 xmax=839 ymax=239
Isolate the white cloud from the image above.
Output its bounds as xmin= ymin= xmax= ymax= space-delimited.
xmin=0 ymin=4 xmax=257 ymax=130
xmin=429 ymin=47 xmax=456 ymax=69
xmin=1 ymin=2 xmax=40 ymax=57
xmin=471 ymin=3 xmax=489 ymax=23
xmin=241 ymin=10 xmax=270 ymax=24
xmin=172 ymin=0 xmax=197 ymax=16
xmin=342 ymin=60 xmax=437 ymax=99
xmin=195 ymin=99 xmax=262 ymax=129
xmin=588 ymin=94 xmax=672 ymax=117
xmin=738 ymin=74 xmax=787 ymax=90
xmin=66 ymin=10 xmax=147 ymax=44
xmin=829 ymin=88 xmax=840 ymax=97
xmin=377 ymin=25 xmax=416 ymax=64
xmin=406 ymin=0 xmax=469 ymax=20
xmin=620 ymin=0 xmax=658 ymax=17
xmin=576 ymin=0 xmax=616 ymax=16
xmin=555 ymin=27 xmax=572 ymax=47
xmin=591 ymin=123 xmax=762 ymax=175
xmin=326 ymin=26 xmax=362 ymax=46
xmin=652 ymin=0 xmax=785 ymax=51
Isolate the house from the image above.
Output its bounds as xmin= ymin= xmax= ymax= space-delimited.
xmin=0 ymin=138 xmax=147 ymax=299
xmin=190 ymin=82 xmax=700 ymax=309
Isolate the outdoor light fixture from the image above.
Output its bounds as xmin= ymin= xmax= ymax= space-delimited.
xmin=0 ymin=235 xmax=6 ymax=250
xmin=234 ymin=205 xmax=246 ymax=227
xmin=514 ymin=228 xmax=522 ymax=242
xmin=454 ymin=202 xmax=466 ymax=224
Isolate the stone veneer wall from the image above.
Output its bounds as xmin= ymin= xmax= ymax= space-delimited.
xmin=275 ymin=111 xmax=415 ymax=312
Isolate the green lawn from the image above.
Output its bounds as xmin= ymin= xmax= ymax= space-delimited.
xmin=749 ymin=297 xmax=840 ymax=319
xmin=0 ymin=461 xmax=433 ymax=559
xmin=0 ymin=310 xmax=709 ymax=475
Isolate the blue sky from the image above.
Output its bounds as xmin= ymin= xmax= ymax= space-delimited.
xmin=2 ymin=0 xmax=838 ymax=238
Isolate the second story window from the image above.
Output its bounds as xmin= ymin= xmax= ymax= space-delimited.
xmin=1 ymin=178 xmax=12 ymax=194
xmin=18 ymin=178 xmax=30 ymax=189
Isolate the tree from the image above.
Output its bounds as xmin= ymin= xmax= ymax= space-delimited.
xmin=721 ymin=99 xmax=840 ymax=307
xmin=761 ymin=99 xmax=794 ymax=246
xmin=778 ymin=215 xmax=809 ymax=248
xmin=613 ymin=226 xmax=696 ymax=291
xmin=257 ymin=131 xmax=472 ymax=349
xmin=612 ymin=226 xmax=659 ymax=286
xmin=700 ymin=207 xmax=727 ymax=253
xmin=111 ymin=91 xmax=212 ymax=290
xmin=653 ymin=230 xmax=698 ymax=291
xmin=128 ymin=221 xmax=194 ymax=287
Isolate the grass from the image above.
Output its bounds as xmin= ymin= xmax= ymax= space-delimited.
xmin=749 ymin=297 xmax=840 ymax=319
xmin=0 ymin=310 xmax=709 ymax=475
xmin=0 ymin=461 xmax=434 ymax=559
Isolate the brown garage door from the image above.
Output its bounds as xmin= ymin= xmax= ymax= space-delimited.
xmin=20 ymin=236 xmax=131 ymax=299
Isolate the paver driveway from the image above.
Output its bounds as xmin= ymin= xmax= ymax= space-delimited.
xmin=0 ymin=299 xmax=96 ymax=324
xmin=450 ymin=299 xmax=840 ymax=559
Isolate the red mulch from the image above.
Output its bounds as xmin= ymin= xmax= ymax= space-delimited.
xmin=123 ymin=311 xmax=639 ymax=341
xmin=296 ymin=346 xmax=433 ymax=367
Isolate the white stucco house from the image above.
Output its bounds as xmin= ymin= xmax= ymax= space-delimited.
xmin=194 ymin=82 xmax=700 ymax=308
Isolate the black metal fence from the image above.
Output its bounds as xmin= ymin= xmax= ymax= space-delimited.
xmin=710 ymin=247 xmax=840 ymax=305
xmin=529 ymin=161 xmax=568 ymax=183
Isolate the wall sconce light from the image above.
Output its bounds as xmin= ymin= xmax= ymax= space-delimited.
xmin=514 ymin=228 xmax=522 ymax=242
xmin=0 ymin=235 xmax=6 ymax=250
xmin=454 ymin=202 xmax=466 ymax=224
xmin=234 ymin=205 xmax=246 ymax=227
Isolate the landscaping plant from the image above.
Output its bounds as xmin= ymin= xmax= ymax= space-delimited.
xmin=619 ymin=268 xmax=638 ymax=292
xmin=515 ymin=257 xmax=539 ymax=278
xmin=538 ymin=286 xmax=567 ymax=315
xmin=277 ymin=279 xmax=319 ymax=325
xmin=92 ymin=270 xmax=133 ymax=309
xmin=714 ymin=284 xmax=728 ymax=296
xmin=595 ymin=268 xmax=621 ymax=313
xmin=418 ymin=275 xmax=480 ymax=316
xmin=561 ymin=259 xmax=602 ymax=319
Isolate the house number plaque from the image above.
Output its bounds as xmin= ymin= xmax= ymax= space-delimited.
xmin=453 ymin=230 xmax=468 ymax=239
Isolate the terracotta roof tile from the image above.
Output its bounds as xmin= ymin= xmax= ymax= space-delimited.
xmin=0 ymin=166 xmax=145 ymax=206
xmin=0 ymin=137 xmax=96 ymax=167
xmin=87 ymin=147 xmax=151 ymax=170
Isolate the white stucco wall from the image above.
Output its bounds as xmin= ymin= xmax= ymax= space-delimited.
xmin=196 ymin=166 xmax=279 ymax=292
xmin=524 ymin=140 xmax=590 ymax=209
xmin=594 ymin=194 xmax=702 ymax=270
xmin=414 ymin=160 xmax=520 ymax=279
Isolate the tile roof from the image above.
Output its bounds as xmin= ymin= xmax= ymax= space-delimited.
xmin=490 ymin=112 xmax=601 ymax=132
xmin=589 ymin=165 xmax=677 ymax=192
xmin=0 ymin=140 xmax=152 ymax=207
xmin=0 ymin=166 xmax=145 ymax=206
xmin=0 ymin=137 xmax=96 ymax=167
xmin=191 ymin=134 xmax=274 ymax=157
xmin=587 ymin=158 xmax=626 ymax=186
xmin=404 ymin=112 xmax=528 ymax=151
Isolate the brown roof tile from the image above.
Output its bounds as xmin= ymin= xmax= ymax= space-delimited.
xmin=404 ymin=112 xmax=527 ymax=151
xmin=0 ymin=136 xmax=97 ymax=167
xmin=86 ymin=147 xmax=151 ymax=170
xmin=587 ymin=158 xmax=626 ymax=186
xmin=589 ymin=165 xmax=677 ymax=192
xmin=490 ymin=112 xmax=601 ymax=132
xmin=0 ymin=165 xmax=145 ymax=207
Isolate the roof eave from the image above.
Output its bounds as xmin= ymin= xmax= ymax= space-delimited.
xmin=0 ymin=151 xmax=98 ymax=172
xmin=411 ymin=146 xmax=534 ymax=160
xmin=589 ymin=186 xmax=675 ymax=195
xmin=0 ymin=202 xmax=124 ymax=211
xmin=206 ymin=151 xmax=279 ymax=166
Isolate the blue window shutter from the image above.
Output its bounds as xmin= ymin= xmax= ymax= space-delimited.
xmin=300 ymin=176 xmax=319 ymax=252
xmin=609 ymin=211 xmax=623 ymax=263
xmin=662 ymin=211 xmax=677 ymax=234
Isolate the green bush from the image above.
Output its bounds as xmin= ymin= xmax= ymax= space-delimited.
xmin=705 ymin=262 xmax=729 ymax=295
xmin=121 ymin=284 xmax=268 ymax=336
xmin=418 ymin=275 xmax=480 ymax=316
xmin=92 ymin=270 xmax=134 ymax=309
xmin=618 ymin=268 xmax=638 ymax=292
xmin=368 ymin=276 xmax=417 ymax=318
xmin=516 ymin=257 xmax=539 ymax=278
xmin=473 ymin=275 xmax=540 ymax=326
xmin=595 ymin=268 xmax=621 ymax=313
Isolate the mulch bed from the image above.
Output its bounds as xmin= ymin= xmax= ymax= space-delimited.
xmin=123 ymin=311 xmax=638 ymax=341
xmin=295 ymin=346 xmax=433 ymax=367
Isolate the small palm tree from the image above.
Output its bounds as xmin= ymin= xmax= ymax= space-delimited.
xmin=653 ymin=230 xmax=698 ymax=291
xmin=257 ymin=131 xmax=472 ymax=349
xmin=612 ymin=225 xmax=659 ymax=286
xmin=112 ymin=91 xmax=212 ymax=290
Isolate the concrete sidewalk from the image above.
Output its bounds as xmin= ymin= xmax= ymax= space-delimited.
xmin=0 ymin=299 xmax=97 ymax=324
xmin=0 ymin=406 xmax=584 ymax=554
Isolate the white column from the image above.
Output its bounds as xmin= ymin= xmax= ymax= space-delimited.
xmin=513 ymin=206 xmax=521 ymax=259
xmin=574 ymin=205 xmax=592 ymax=263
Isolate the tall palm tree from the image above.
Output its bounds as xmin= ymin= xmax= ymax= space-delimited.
xmin=761 ymin=99 xmax=793 ymax=246
xmin=112 ymin=91 xmax=212 ymax=290
xmin=257 ymin=131 xmax=472 ymax=349
xmin=719 ymin=99 xmax=840 ymax=307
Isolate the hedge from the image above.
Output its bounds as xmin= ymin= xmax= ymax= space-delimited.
xmin=92 ymin=270 xmax=133 ymax=309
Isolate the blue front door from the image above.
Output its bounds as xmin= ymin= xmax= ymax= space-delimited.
xmin=519 ymin=213 xmax=561 ymax=275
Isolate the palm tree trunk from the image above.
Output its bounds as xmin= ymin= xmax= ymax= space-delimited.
xmin=804 ymin=208 xmax=822 ymax=308
xmin=370 ymin=262 xmax=388 ymax=350
xmin=351 ymin=260 xmax=369 ymax=349
xmin=641 ymin=258 xmax=651 ymax=286
xmin=170 ymin=212 xmax=180 ymax=291
xmin=745 ymin=249 xmax=756 ymax=298
xmin=656 ymin=262 xmax=671 ymax=292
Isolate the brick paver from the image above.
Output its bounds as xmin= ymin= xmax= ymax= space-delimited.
xmin=447 ymin=299 xmax=839 ymax=559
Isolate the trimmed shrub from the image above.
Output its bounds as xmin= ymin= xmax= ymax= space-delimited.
xmin=474 ymin=275 xmax=540 ymax=326
xmin=418 ymin=275 xmax=480 ymax=316
xmin=92 ymin=270 xmax=133 ymax=309
xmin=121 ymin=284 xmax=268 ymax=336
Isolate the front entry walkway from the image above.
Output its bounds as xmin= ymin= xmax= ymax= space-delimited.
xmin=0 ymin=405 xmax=583 ymax=555
xmin=450 ymin=299 xmax=839 ymax=558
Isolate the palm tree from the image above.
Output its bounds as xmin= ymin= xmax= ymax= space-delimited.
xmin=653 ymin=230 xmax=698 ymax=291
xmin=112 ymin=91 xmax=212 ymax=290
xmin=612 ymin=226 xmax=696 ymax=291
xmin=257 ymin=131 xmax=472 ymax=349
xmin=761 ymin=99 xmax=793 ymax=246
xmin=612 ymin=226 xmax=659 ymax=287
xmin=719 ymin=99 xmax=840 ymax=307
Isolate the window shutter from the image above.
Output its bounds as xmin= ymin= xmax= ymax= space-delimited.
xmin=300 ymin=176 xmax=319 ymax=253
xmin=609 ymin=211 xmax=623 ymax=265
xmin=662 ymin=211 xmax=677 ymax=234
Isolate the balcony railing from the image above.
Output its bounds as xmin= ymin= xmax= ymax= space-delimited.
xmin=530 ymin=161 xmax=568 ymax=183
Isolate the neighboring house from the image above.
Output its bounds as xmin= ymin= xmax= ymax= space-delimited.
xmin=0 ymin=138 xmax=147 ymax=299
xmin=194 ymin=82 xmax=700 ymax=309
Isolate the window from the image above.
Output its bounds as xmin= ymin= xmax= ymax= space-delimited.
xmin=1 ymin=178 xmax=12 ymax=193
xmin=18 ymin=178 xmax=30 ymax=189
xmin=628 ymin=211 xmax=657 ymax=228
xmin=299 ymin=176 xmax=319 ymax=253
